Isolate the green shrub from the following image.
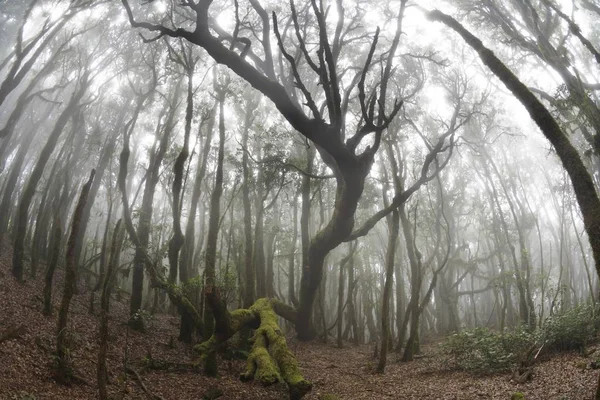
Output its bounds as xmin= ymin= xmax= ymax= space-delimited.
xmin=543 ymin=302 xmax=600 ymax=352
xmin=440 ymin=327 xmax=537 ymax=373
xmin=441 ymin=302 xmax=600 ymax=374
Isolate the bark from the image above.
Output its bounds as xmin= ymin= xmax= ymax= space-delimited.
xmin=203 ymin=88 xmax=227 ymax=376
xmin=43 ymin=218 xmax=61 ymax=316
xmin=56 ymin=169 xmax=95 ymax=383
xmin=241 ymin=102 xmax=256 ymax=308
xmin=89 ymin=199 xmax=113 ymax=315
xmin=97 ymin=220 xmax=124 ymax=400
xmin=377 ymin=209 xmax=399 ymax=372
xmin=347 ymin=252 xmax=359 ymax=345
xmin=254 ymin=157 xmax=267 ymax=298
xmin=265 ymin=223 xmax=277 ymax=298
xmin=168 ymin=61 xmax=194 ymax=285
xmin=288 ymin=192 xmax=299 ymax=307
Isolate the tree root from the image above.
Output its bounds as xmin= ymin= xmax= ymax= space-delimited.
xmin=0 ymin=324 xmax=26 ymax=344
xmin=125 ymin=364 xmax=166 ymax=400
xmin=195 ymin=297 xmax=312 ymax=399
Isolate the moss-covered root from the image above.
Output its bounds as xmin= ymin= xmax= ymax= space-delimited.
xmin=194 ymin=336 xmax=218 ymax=376
xmin=244 ymin=298 xmax=312 ymax=399
xmin=240 ymin=330 xmax=280 ymax=385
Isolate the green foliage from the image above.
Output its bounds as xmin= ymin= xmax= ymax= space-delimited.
xmin=441 ymin=302 xmax=600 ymax=374
xmin=542 ymin=302 xmax=600 ymax=352
xmin=510 ymin=392 xmax=525 ymax=400
xmin=440 ymin=327 xmax=538 ymax=373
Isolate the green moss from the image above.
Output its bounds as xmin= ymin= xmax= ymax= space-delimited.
xmin=193 ymin=336 xmax=218 ymax=377
xmin=230 ymin=309 xmax=256 ymax=332
xmin=511 ymin=393 xmax=525 ymax=400
xmin=248 ymin=299 xmax=312 ymax=399
xmin=194 ymin=335 xmax=216 ymax=355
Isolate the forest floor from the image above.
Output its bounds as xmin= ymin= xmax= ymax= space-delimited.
xmin=0 ymin=240 xmax=598 ymax=400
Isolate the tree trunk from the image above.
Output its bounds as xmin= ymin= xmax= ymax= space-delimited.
xmin=377 ymin=209 xmax=399 ymax=372
xmin=43 ymin=218 xmax=61 ymax=316
xmin=203 ymin=87 xmax=227 ymax=376
xmin=130 ymin=86 xmax=177 ymax=330
xmin=97 ymin=219 xmax=124 ymax=400
xmin=179 ymin=103 xmax=216 ymax=341
xmin=56 ymin=170 xmax=95 ymax=383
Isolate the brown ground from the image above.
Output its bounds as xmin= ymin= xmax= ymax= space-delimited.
xmin=0 ymin=240 xmax=598 ymax=400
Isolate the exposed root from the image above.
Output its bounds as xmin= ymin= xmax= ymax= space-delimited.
xmin=125 ymin=364 xmax=166 ymax=400
xmin=0 ymin=324 xmax=26 ymax=344
xmin=195 ymin=297 xmax=312 ymax=399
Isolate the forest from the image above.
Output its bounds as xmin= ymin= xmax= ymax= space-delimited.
xmin=1 ymin=0 xmax=600 ymax=399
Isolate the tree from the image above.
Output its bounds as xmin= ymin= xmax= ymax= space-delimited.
xmin=121 ymin=0 xmax=455 ymax=340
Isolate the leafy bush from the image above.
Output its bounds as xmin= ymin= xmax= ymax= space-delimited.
xmin=441 ymin=302 xmax=600 ymax=374
xmin=440 ymin=327 xmax=538 ymax=373
xmin=543 ymin=302 xmax=600 ymax=352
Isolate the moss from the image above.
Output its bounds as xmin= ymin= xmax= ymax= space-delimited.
xmin=248 ymin=299 xmax=312 ymax=399
xmin=511 ymin=393 xmax=525 ymax=400
xmin=241 ymin=315 xmax=281 ymax=385
xmin=194 ymin=335 xmax=216 ymax=355
xmin=193 ymin=336 xmax=218 ymax=377
xmin=229 ymin=309 xmax=257 ymax=332
xmin=200 ymin=297 xmax=311 ymax=398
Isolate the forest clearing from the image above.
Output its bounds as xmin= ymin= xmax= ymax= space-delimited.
xmin=1 ymin=0 xmax=600 ymax=399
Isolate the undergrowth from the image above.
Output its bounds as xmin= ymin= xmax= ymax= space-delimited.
xmin=441 ymin=302 xmax=600 ymax=373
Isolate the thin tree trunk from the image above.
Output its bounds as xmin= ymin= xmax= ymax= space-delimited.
xmin=377 ymin=209 xmax=399 ymax=372
xmin=203 ymin=87 xmax=226 ymax=376
xmin=97 ymin=219 xmax=124 ymax=400
xmin=56 ymin=170 xmax=95 ymax=383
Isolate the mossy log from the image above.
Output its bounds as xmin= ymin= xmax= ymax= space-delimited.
xmin=194 ymin=297 xmax=311 ymax=399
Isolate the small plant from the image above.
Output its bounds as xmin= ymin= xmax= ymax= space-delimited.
xmin=510 ymin=392 xmax=525 ymax=400
xmin=130 ymin=309 xmax=154 ymax=332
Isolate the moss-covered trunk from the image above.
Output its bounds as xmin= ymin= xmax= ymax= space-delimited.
xmin=196 ymin=296 xmax=312 ymax=399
